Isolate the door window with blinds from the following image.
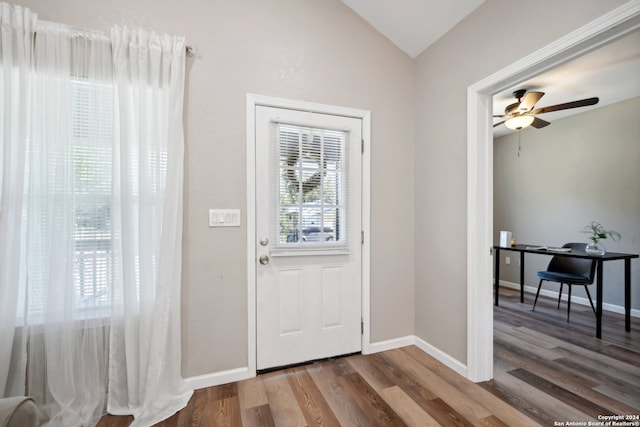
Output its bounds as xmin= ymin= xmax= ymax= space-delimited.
xmin=274 ymin=123 xmax=349 ymax=251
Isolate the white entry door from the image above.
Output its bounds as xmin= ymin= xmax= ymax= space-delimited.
xmin=255 ymin=105 xmax=362 ymax=371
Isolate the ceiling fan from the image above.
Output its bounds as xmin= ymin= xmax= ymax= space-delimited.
xmin=493 ymin=89 xmax=599 ymax=130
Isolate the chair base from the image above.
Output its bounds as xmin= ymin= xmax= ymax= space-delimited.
xmin=532 ymin=279 xmax=596 ymax=322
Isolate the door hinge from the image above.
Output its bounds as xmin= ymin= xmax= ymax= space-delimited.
xmin=361 ymin=230 xmax=364 ymax=244
xmin=361 ymin=139 xmax=364 ymax=154
xmin=361 ymin=319 xmax=364 ymax=334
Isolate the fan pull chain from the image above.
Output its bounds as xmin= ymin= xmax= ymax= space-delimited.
xmin=517 ymin=131 xmax=522 ymax=157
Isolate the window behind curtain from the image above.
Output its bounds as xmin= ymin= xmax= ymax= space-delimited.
xmin=21 ymin=76 xmax=116 ymax=321
xmin=71 ymin=78 xmax=114 ymax=317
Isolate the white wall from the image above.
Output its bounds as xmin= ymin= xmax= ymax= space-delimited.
xmin=414 ymin=0 xmax=630 ymax=364
xmin=20 ymin=0 xmax=416 ymax=378
xmin=494 ymin=97 xmax=640 ymax=308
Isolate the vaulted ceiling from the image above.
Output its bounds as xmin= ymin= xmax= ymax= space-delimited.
xmin=340 ymin=0 xmax=485 ymax=58
xmin=341 ymin=1 xmax=640 ymax=137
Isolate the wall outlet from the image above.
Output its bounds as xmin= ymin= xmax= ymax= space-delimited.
xmin=505 ymin=256 xmax=511 ymax=265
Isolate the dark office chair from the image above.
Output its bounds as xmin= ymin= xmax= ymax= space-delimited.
xmin=533 ymin=242 xmax=597 ymax=322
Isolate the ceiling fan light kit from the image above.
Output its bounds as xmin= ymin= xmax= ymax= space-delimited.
xmin=505 ymin=115 xmax=534 ymax=130
xmin=494 ymin=89 xmax=599 ymax=131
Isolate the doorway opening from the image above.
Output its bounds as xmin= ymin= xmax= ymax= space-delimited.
xmin=466 ymin=3 xmax=640 ymax=382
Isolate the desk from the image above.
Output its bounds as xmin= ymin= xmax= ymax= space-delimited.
xmin=493 ymin=244 xmax=638 ymax=339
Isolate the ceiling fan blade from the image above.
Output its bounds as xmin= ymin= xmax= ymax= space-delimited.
xmin=531 ymin=97 xmax=599 ymax=115
xmin=493 ymin=120 xmax=505 ymax=128
xmin=530 ymin=116 xmax=550 ymax=129
xmin=519 ymin=91 xmax=544 ymax=111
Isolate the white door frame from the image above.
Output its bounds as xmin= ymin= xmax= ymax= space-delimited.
xmin=246 ymin=94 xmax=371 ymax=376
xmin=466 ymin=1 xmax=640 ymax=382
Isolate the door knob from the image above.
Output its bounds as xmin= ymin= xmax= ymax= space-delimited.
xmin=259 ymin=255 xmax=270 ymax=265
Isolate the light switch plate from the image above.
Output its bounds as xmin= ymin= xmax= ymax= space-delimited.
xmin=209 ymin=209 xmax=241 ymax=227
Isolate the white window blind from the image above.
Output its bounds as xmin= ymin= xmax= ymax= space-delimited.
xmin=21 ymin=77 xmax=116 ymax=321
xmin=70 ymin=78 xmax=114 ymax=316
xmin=275 ymin=123 xmax=349 ymax=249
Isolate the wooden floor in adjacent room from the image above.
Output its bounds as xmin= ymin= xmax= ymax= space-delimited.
xmin=98 ymin=287 xmax=639 ymax=426
xmin=483 ymin=287 xmax=640 ymax=426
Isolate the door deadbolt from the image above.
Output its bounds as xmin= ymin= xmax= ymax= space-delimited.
xmin=259 ymin=255 xmax=270 ymax=265
xmin=259 ymin=237 xmax=269 ymax=246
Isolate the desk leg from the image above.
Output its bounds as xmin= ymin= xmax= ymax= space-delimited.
xmin=625 ymin=259 xmax=631 ymax=332
xmin=596 ymin=260 xmax=603 ymax=339
xmin=495 ymin=248 xmax=500 ymax=306
xmin=520 ymin=252 xmax=525 ymax=303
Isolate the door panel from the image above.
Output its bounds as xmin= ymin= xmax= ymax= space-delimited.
xmin=278 ymin=268 xmax=303 ymax=335
xmin=321 ymin=266 xmax=343 ymax=328
xmin=255 ymin=106 xmax=362 ymax=370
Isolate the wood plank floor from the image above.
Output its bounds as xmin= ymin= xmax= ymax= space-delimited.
xmin=98 ymin=288 xmax=639 ymax=426
xmin=482 ymin=287 xmax=640 ymax=426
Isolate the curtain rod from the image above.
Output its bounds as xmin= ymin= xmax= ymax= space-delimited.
xmin=39 ymin=19 xmax=196 ymax=57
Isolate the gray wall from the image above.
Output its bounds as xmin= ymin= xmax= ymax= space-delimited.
xmin=17 ymin=0 xmax=634 ymax=378
xmin=494 ymin=97 xmax=640 ymax=309
xmin=22 ymin=0 xmax=416 ymax=378
xmin=413 ymin=0 xmax=629 ymax=364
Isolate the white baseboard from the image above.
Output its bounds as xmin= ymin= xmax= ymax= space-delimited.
xmin=500 ymin=280 xmax=640 ymax=318
xmin=412 ymin=336 xmax=468 ymax=378
xmin=186 ymin=336 xmax=470 ymax=389
xmin=368 ymin=335 xmax=467 ymax=378
xmin=184 ymin=367 xmax=253 ymax=390
xmin=366 ymin=335 xmax=415 ymax=354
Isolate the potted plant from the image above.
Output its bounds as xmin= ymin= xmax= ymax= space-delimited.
xmin=581 ymin=221 xmax=621 ymax=255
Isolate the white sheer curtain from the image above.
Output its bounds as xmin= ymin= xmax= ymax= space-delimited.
xmin=0 ymin=1 xmax=36 ymax=399
xmin=108 ymin=26 xmax=192 ymax=426
xmin=25 ymin=21 xmax=114 ymax=427
xmin=0 ymin=3 xmax=192 ymax=426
